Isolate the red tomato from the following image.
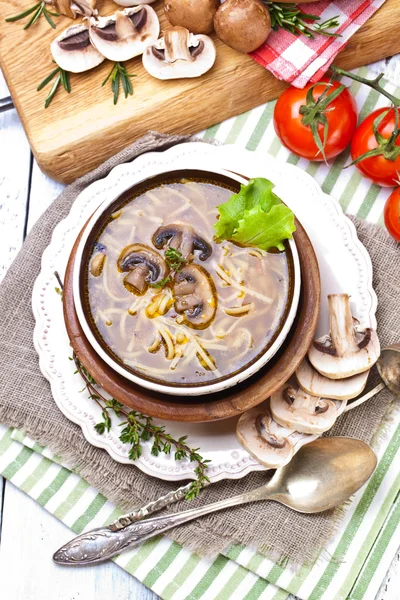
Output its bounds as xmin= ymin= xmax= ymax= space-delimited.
xmin=273 ymin=78 xmax=358 ymax=161
xmin=384 ymin=187 xmax=400 ymax=241
xmin=350 ymin=108 xmax=400 ymax=187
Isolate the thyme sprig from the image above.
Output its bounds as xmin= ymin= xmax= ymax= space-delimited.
xmin=151 ymin=248 xmax=185 ymax=289
xmin=102 ymin=62 xmax=136 ymax=105
xmin=164 ymin=247 xmax=185 ymax=271
xmin=5 ymin=1 xmax=59 ymax=30
xmin=37 ymin=63 xmax=71 ymax=108
xmin=73 ymin=353 xmax=211 ymax=500
xmin=265 ymin=2 xmax=341 ymax=39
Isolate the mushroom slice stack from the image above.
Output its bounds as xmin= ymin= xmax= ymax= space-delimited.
xmin=236 ymin=400 xmax=318 ymax=469
xmin=173 ymin=264 xmax=217 ymax=329
xmin=117 ymin=244 xmax=168 ymax=295
xmin=51 ymin=24 xmax=105 ymax=73
xmin=89 ymin=6 xmax=160 ymax=62
xmin=152 ymin=224 xmax=212 ymax=261
xmin=50 ymin=0 xmax=97 ymax=18
xmin=270 ymin=384 xmax=345 ymax=435
xmin=142 ymin=26 xmax=216 ymax=80
xmin=296 ymin=358 xmax=369 ymax=401
xmin=308 ymin=294 xmax=380 ymax=379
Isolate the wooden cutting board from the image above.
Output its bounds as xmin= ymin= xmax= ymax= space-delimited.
xmin=1 ymin=0 xmax=399 ymax=183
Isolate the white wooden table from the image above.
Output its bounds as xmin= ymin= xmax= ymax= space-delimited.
xmin=0 ymin=62 xmax=399 ymax=600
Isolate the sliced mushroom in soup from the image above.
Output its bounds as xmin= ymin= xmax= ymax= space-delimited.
xmin=85 ymin=177 xmax=293 ymax=385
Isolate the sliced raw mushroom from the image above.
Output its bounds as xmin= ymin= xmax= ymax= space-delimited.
xmin=89 ymin=6 xmax=160 ymax=62
xmin=173 ymin=264 xmax=217 ymax=329
xmin=236 ymin=400 xmax=317 ymax=469
xmin=49 ymin=0 xmax=97 ymax=18
xmin=117 ymin=244 xmax=168 ymax=295
xmin=90 ymin=252 xmax=106 ymax=277
xmin=152 ymin=223 xmax=212 ymax=261
xmin=142 ymin=26 xmax=216 ymax=80
xmin=51 ymin=24 xmax=105 ymax=73
xmin=296 ymin=358 xmax=369 ymax=401
xmin=270 ymin=384 xmax=339 ymax=435
xmin=308 ymin=294 xmax=380 ymax=379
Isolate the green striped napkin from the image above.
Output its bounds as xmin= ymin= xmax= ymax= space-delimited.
xmin=1 ymin=66 xmax=399 ymax=600
xmin=0 ymin=410 xmax=398 ymax=599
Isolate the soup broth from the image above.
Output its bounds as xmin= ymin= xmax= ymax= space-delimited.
xmin=86 ymin=178 xmax=292 ymax=386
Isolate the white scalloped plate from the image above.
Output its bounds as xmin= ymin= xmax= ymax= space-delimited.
xmin=32 ymin=142 xmax=377 ymax=483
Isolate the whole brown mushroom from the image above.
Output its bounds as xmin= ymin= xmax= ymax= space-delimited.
xmin=214 ymin=0 xmax=271 ymax=54
xmin=164 ymin=0 xmax=219 ymax=35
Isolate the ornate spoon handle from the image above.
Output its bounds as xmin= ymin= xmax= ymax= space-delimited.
xmin=53 ymin=486 xmax=267 ymax=566
xmin=108 ymin=483 xmax=193 ymax=531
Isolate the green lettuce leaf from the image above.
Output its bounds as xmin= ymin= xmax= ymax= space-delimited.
xmin=214 ymin=178 xmax=280 ymax=240
xmin=232 ymin=204 xmax=296 ymax=251
xmin=213 ymin=177 xmax=296 ymax=252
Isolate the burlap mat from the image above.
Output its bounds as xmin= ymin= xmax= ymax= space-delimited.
xmin=0 ymin=132 xmax=398 ymax=566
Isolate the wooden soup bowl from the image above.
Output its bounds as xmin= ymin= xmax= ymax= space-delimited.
xmin=63 ymin=206 xmax=320 ymax=422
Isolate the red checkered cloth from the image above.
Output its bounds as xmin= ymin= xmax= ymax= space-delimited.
xmin=250 ymin=0 xmax=387 ymax=88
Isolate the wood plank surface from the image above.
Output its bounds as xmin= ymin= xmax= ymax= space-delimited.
xmin=1 ymin=56 xmax=400 ymax=600
xmin=0 ymin=483 xmax=159 ymax=600
xmin=1 ymin=0 xmax=400 ymax=183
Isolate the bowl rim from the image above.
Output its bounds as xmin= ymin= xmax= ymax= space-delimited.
xmin=72 ymin=166 xmax=301 ymax=396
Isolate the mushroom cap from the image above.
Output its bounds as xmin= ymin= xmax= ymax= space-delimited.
xmin=152 ymin=223 xmax=212 ymax=261
xmin=270 ymin=384 xmax=340 ymax=435
xmin=51 ymin=24 xmax=105 ymax=73
xmin=89 ymin=6 xmax=160 ymax=62
xmin=173 ymin=264 xmax=217 ymax=329
xmin=142 ymin=26 xmax=216 ymax=80
xmin=309 ymin=327 xmax=380 ymax=379
xmin=118 ymin=244 xmax=168 ymax=295
xmin=164 ymin=0 xmax=219 ymax=34
xmin=296 ymin=358 xmax=369 ymax=400
xmin=308 ymin=294 xmax=381 ymax=379
xmin=214 ymin=0 xmax=271 ymax=54
xmin=236 ymin=401 xmax=295 ymax=469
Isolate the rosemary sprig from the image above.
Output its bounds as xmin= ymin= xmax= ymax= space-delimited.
xmin=102 ymin=62 xmax=136 ymax=105
xmin=37 ymin=63 xmax=71 ymax=108
xmin=73 ymin=353 xmax=211 ymax=500
xmin=265 ymin=2 xmax=341 ymax=39
xmin=5 ymin=0 xmax=59 ymax=30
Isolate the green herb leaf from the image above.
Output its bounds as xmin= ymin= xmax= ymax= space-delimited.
xmin=214 ymin=177 xmax=295 ymax=251
xmin=102 ymin=62 xmax=136 ymax=105
xmin=6 ymin=0 xmax=59 ymax=28
xmin=232 ymin=204 xmax=296 ymax=252
xmin=264 ymin=2 xmax=340 ymax=39
xmin=151 ymin=275 xmax=171 ymax=289
xmin=214 ymin=178 xmax=280 ymax=241
xmin=164 ymin=247 xmax=185 ymax=271
xmin=70 ymin=345 xmax=210 ymax=501
xmin=5 ymin=2 xmax=41 ymax=22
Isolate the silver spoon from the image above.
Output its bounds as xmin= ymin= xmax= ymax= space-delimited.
xmin=53 ymin=436 xmax=376 ymax=566
xmin=345 ymin=344 xmax=400 ymax=412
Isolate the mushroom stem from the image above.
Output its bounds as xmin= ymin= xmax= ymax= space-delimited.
xmin=344 ymin=382 xmax=386 ymax=412
xmin=164 ymin=26 xmax=193 ymax=62
xmin=329 ymin=294 xmax=359 ymax=356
